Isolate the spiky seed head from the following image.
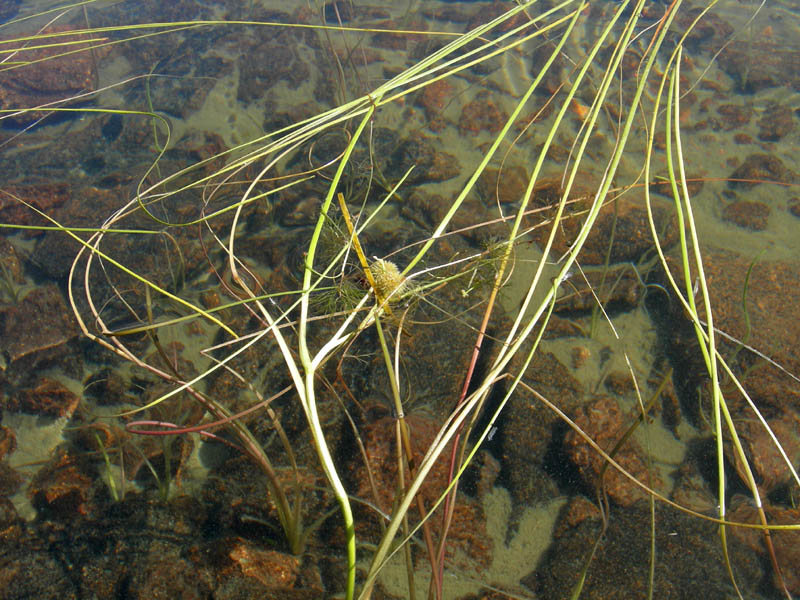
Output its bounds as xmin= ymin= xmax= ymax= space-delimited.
xmin=369 ymin=259 xmax=407 ymax=301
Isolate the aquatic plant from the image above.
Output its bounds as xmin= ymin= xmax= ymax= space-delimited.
xmin=1 ymin=0 xmax=799 ymax=598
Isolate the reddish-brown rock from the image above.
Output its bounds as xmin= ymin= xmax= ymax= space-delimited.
xmin=757 ymin=102 xmax=795 ymax=142
xmin=29 ymin=449 xmax=93 ymax=517
xmin=354 ymin=412 xmax=493 ymax=572
xmin=0 ymin=426 xmax=16 ymax=462
xmin=714 ymin=103 xmax=752 ymax=131
xmin=565 ymin=395 xmax=662 ymax=506
xmin=729 ymin=499 xmax=800 ymax=595
xmin=415 ymin=79 xmax=456 ymax=132
xmin=0 ymin=26 xmax=106 ymax=125
xmin=701 ymin=251 xmax=800 ymax=415
xmin=719 ymin=41 xmax=800 ymax=93
xmin=0 ymin=284 xmax=79 ymax=385
xmin=8 ymin=377 xmax=79 ymax=418
xmin=0 ymin=183 xmax=69 ymax=229
xmin=731 ymin=415 xmax=800 ymax=496
xmin=477 ymin=165 xmax=529 ymax=206
xmin=458 ymin=91 xmax=508 ymax=137
xmin=729 ymin=153 xmax=795 ymax=189
xmin=722 ymin=199 xmax=770 ymax=230
xmin=229 ymin=543 xmax=301 ymax=590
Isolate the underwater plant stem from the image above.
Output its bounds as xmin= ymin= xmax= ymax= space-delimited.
xmin=644 ymin=13 xmax=793 ymax=596
xmin=375 ymin=314 xmax=442 ymax=596
xmin=427 ymin=6 xmax=586 ymax=589
xmin=295 ymin=102 xmax=379 ymax=600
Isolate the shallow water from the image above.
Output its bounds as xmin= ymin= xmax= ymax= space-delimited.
xmin=1 ymin=1 xmax=798 ymax=598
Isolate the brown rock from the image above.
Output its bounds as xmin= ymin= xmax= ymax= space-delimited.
xmin=731 ymin=416 xmax=800 ymax=495
xmin=477 ymin=165 xmax=529 ymax=206
xmin=8 ymin=377 xmax=79 ymax=418
xmin=649 ymin=176 xmax=705 ymax=199
xmin=229 ymin=543 xmax=300 ymax=590
xmin=552 ymin=496 xmax=601 ymax=539
xmin=531 ymin=500 xmax=764 ymax=599
xmin=729 ymin=153 xmax=795 ymax=189
xmin=564 ymin=395 xmax=662 ymax=506
xmin=719 ymin=41 xmax=800 ymax=93
xmin=371 ymin=18 xmax=427 ymax=50
xmin=604 ymin=370 xmax=635 ymax=396
xmin=31 ymin=186 xmax=121 ymax=279
xmin=580 ymin=196 xmax=678 ymax=264
xmin=714 ymin=103 xmax=752 ymax=130
xmin=0 ymin=26 xmax=107 ymax=125
xmin=722 ymin=199 xmax=770 ymax=230
xmin=757 ymin=102 xmax=795 ymax=142
xmin=0 ymin=284 xmax=79 ymax=385
xmin=0 ymin=463 xmax=23 ymax=497
xmin=729 ymin=499 xmax=800 ymax=595
xmin=0 ymin=426 xmax=16 ymax=461
xmin=528 ymin=189 xmax=678 ymax=266
xmin=447 ymin=195 xmax=507 ymax=242
xmin=789 ymin=197 xmax=800 ymax=218
xmin=0 ymin=183 xmax=69 ymax=229
xmin=237 ymin=30 xmax=309 ymax=103
xmin=415 ymin=79 xmax=455 ymax=132
xmin=354 ymin=412 xmax=493 ymax=572
xmin=279 ymin=196 xmax=321 ymax=227
xmin=679 ymin=8 xmax=734 ymax=47
xmin=458 ymin=91 xmax=508 ymax=136
xmin=29 ymin=449 xmax=93 ymax=517
xmin=400 ymin=191 xmax=448 ymax=231
xmin=571 ymin=346 xmax=590 ymax=369
xmin=468 ymin=1 xmax=529 ymax=33
xmin=388 ymin=135 xmax=460 ymax=184
xmin=500 ymin=351 xmax=583 ymax=505
xmin=700 ymin=251 xmax=800 ymax=415
xmin=555 ymin=264 xmax=645 ymax=313
xmin=655 ymin=247 xmax=800 ymax=442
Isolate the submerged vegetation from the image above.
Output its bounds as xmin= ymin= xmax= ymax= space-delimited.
xmin=0 ymin=0 xmax=799 ymax=598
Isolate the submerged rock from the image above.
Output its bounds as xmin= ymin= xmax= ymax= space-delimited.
xmin=730 ymin=416 xmax=800 ymax=498
xmin=718 ymin=41 xmax=800 ymax=93
xmin=8 ymin=377 xmax=80 ymax=418
xmin=0 ymin=183 xmax=69 ymax=229
xmin=722 ymin=199 xmax=771 ymax=231
xmin=528 ymin=499 xmax=766 ymax=599
xmin=554 ymin=264 xmax=645 ymax=314
xmin=757 ymin=102 xmax=795 ymax=142
xmin=415 ymin=79 xmax=456 ymax=132
xmin=0 ymin=25 xmax=107 ymax=126
xmin=729 ymin=498 xmax=800 ymax=596
xmin=499 ymin=351 xmax=584 ymax=507
xmin=564 ymin=395 xmax=663 ymax=507
xmin=0 ymin=284 xmax=80 ymax=386
xmin=525 ymin=183 xmax=679 ymax=266
xmin=458 ymin=91 xmax=508 ymax=137
xmin=729 ymin=153 xmax=797 ymax=190
xmin=388 ymin=135 xmax=461 ymax=184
